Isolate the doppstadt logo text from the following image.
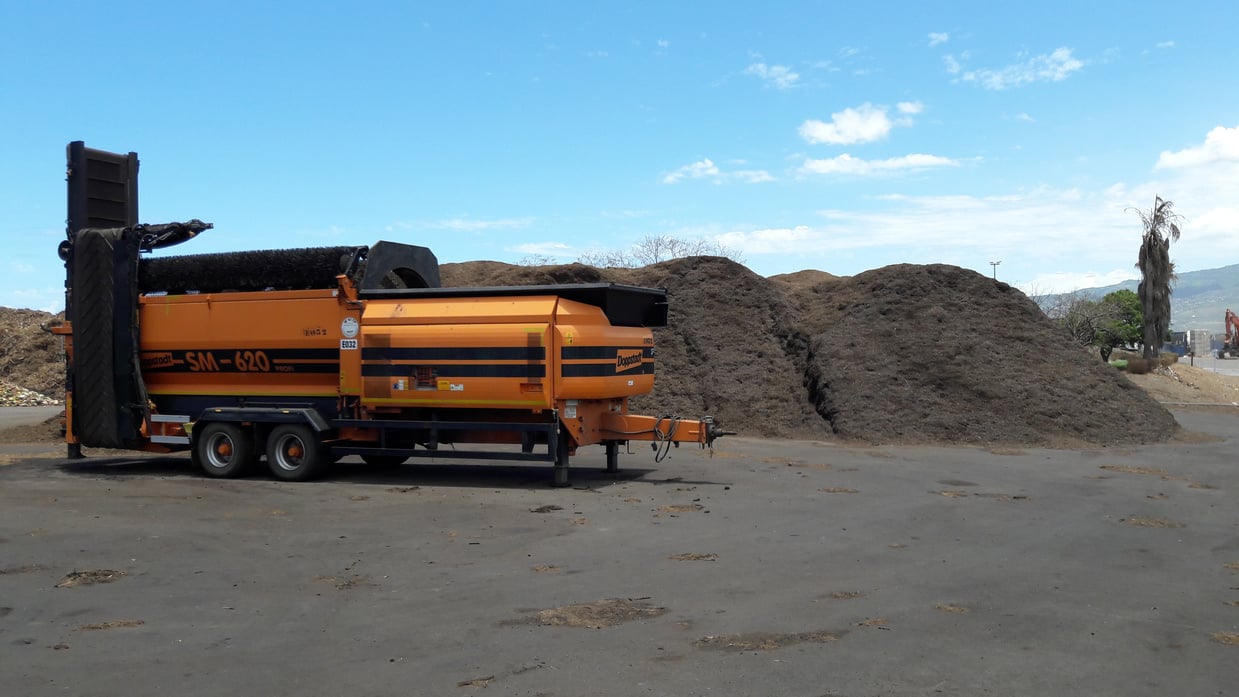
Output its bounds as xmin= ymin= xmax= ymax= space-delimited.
xmin=615 ymin=350 xmax=644 ymax=373
xmin=140 ymin=352 xmax=175 ymax=370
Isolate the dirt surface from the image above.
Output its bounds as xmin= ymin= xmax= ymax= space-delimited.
xmin=2 ymin=409 xmax=1237 ymax=696
xmin=7 ymin=256 xmax=1239 ymax=446
xmin=1124 ymin=363 xmax=1239 ymax=405
xmin=0 ymin=411 xmax=63 ymax=444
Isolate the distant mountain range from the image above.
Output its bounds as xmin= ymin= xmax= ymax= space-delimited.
xmin=1077 ymin=263 xmax=1239 ymax=333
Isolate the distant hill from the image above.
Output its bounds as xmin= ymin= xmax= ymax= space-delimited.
xmin=1076 ymin=263 xmax=1239 ymax=333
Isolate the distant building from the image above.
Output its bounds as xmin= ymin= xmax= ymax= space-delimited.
xmin=1186 ymin=329 xmax=1210 ymax=355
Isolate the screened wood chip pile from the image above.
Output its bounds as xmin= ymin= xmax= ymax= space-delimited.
xmin=3 ymin=256 xmax=1217 ymax=446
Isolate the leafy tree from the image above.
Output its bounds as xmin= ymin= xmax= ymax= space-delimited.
xmin=1132 ymin=196 xmax=1182 ymax=360
xmin=1100 ymin=289 xmax=1142 ymax=348
xmin=1043 ymin=289 xmax=1142 ymax=361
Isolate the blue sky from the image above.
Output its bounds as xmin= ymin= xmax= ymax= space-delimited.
xmin=3 ymin=1 xmax=1238 ymax=313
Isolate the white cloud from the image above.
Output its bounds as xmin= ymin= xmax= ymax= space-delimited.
xmin=733 ymin=169 xmax=776 ymax=183
xmin=743 ymin=62 xmax=800 ymax=89
xmin=1015 ymin=112 xmax=1035 ymax=122
xmin=663 ymin=158 xmax=720 ymax=183
xmin=928 ymin=32 xmax=949 ymax=47
xmin=1020 ymin=270 xmax=1139 ymax=295
xmin=3 ymin=287 xmax=64 ymax=313
xmin=662 ymin=158 xmax=774 ymax=185
xmin=712 ymin=188 xmax=1131 ymax=288
xmin=957 ymin=47 xmax=1084 ymax=90
xmin=390 ymin=217 xmax=535 ymax=232
xmin=716 ymin=226 xmax=817 ymax=254
xmin=685 ymin=126 xmax=1239 ymax=297
xmin=806 ymin=59 xmax=839 ymax=72
xmin=510 ymin=241 xmax=573 ymax=257
xmin=896 ymin=101 xmax=924 ymax=115
xmin=1155 ymin=125 xmax=1239 ymax=168
xmin=799 ymin=103 xmax=894 ymax=145
xmin=657 ymin=39 xmax=669 ymax=49
xmin=601 ymin=209 xmax=652 ymax=219
xmin=10 ymin=262 xmax=35 ymax=274
xmin=943 ymin=54 xmax=963 ymax=75
xmin=1155 ymin=40 xmax=1175 ymax=49
xmin=800 ymin=153 xmax=959 ymax=176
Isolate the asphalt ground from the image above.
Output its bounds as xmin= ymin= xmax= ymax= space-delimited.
xmin=1196 ymin=357 xmax=1239 ymax=378
xmin=1 ymin=410 xmax=1237 ymax=696
xmin=0 ymin=405 xmax=60 ymax=430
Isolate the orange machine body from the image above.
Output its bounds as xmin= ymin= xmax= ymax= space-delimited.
xmin=134 ymin=286 xmax=662 ymax=448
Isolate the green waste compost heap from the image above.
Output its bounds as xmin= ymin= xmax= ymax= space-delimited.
xmin=444 ymin=257 xmax=1178 ymax=447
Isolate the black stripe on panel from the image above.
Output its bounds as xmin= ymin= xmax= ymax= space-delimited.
xmin=561 ymin=346 xmax=654 ymax=360
xmin=362 ymin=346 xmax=546 ymax=361
xmin=362 ymin=364 xmax=548 ymax=378
xmin=561 ymin=363 xmax=656 ymax=377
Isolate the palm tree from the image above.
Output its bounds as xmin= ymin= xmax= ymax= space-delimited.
xmin=1133 ymin=196 xmax=1182 ymax=360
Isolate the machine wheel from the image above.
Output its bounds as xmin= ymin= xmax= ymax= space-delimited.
xmin=361 ymin=454 xmax=408 ymax=466
xmin=266 ymin=424 xmax=328 ymax=482
xmin=194 ymin=423 xmax=256 ymax=478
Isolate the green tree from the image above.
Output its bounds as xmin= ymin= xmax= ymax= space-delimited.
xmin=1132 ymin=196 xmax=1182 ymax=360
xmin=1043 ymin=288 xmax=1144 ymax=361
xmin=1100 ymin=289 xmax=1142 ymax=349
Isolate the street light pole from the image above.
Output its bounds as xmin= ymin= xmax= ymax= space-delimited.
xmin=989 ymin=260 xmax=1001 ymax=279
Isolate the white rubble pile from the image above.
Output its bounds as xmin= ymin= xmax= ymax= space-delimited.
xmin=0 ymin=380 xmax=62 ymax=407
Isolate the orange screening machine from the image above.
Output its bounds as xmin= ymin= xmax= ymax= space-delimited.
xmin=57 ymin=142 xmax=724 ymax=485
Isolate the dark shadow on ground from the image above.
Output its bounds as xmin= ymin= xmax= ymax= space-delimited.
xmin=37 ymin=453 xmax=670 ymax=490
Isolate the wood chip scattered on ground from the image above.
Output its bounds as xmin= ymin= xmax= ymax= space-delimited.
xmin=76 ymin=620 xmax=145 ymax=631
xmin=503 ymin=598 xmax=667 ymax=629
xmin=55 ymin=570 xmax=125 ymax=588
xmin=693 ymin=630 xmax=841 ymax=652
xmin=668 ymin=553 xmax=717 ymax=561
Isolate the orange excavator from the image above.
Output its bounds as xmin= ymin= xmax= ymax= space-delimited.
xmin=1219 ymin=309 xmax=1239 ymax=358
xmin=55 ymin=142 xmax=727 ymax=485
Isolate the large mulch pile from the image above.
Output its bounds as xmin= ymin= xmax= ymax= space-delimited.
xmin=443 ymin=257 xmax=1177 ymax=447
xmin=788 ymin=264 xmax=1176 ymax=446
xmin=3 ymin=256 xmax=1182 ymax=447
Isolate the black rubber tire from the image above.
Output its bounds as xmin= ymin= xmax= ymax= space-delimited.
xmin=360 ymin=454 xmax=408 ymax=466
xmin=266 ymin=424 xmax=329 ymax=482
xmin=193 ymin=423 xmax=256 ymax=478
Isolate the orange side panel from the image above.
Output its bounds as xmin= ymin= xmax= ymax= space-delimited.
xmin=139 ymin=290 xmax=357 ymax=400
xmin=359 ymin=296 xmax=657 ymax=411
xmin=555 ymin=298 xmax=655 ymax=401
xmin=360 ymin=322 xmax=554 ymax=409
xmin=136 ymin=291 xmax=660 ymax=417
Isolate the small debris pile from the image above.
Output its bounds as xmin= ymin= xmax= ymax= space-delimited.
xmin=1 ymin=379 xmax=61 ymax=407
